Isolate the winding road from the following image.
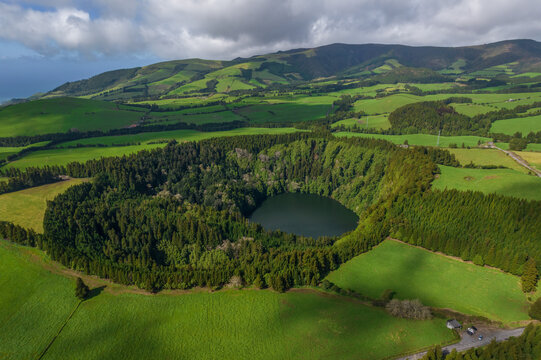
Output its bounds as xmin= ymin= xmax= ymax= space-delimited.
xmin=396 ymin=327 xmax=525 ymax=360
xmin=488 ymin=142 xmax=541 ymax=177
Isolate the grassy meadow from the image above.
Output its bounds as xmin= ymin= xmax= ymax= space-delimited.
xmin=235 ymin=103 xmax=330 ymax=123
xmin=432 ymin=165 xmax=541 ymax=201
xmin=3 ymin=128 xmax=302 ymax=169
xmin=0 ymin=241 xmax=80 ymax=360
xmin=0 ymin=98 xmax=143 ymax=137
xmin=0 ymin=179 xmax=88 ymax=232
xmin=448 ymin=148 xmax=530 ymax=173
xmin=334 ymin=132 xmax=491 ymax=148
xmin=517 ymin=151 xmax=541 ymax=171
xmin=491 ymin=114 xmax=541 ymax=135
xmin=326 ymin=240 xmax=533 ymax=324
xmin=0 ymin=240 xmax=455 ymax=360
xmin=332 ymin=114 xmax=391 ymax=130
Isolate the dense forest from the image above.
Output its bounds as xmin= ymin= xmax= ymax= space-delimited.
xmin=34 ymin=133 xmax=435 ymax=291
xmin=386 ymin=189 xmax=541 ymax=276
xmin=421 ymin=324 xmax=541 ymax=360
xmin=0 ymin=167 xmax=61 ymax=195
xmin=388 ymin=100 xmax=486 ymax=135
xmin=1 ymin=133 xmax=539 ymax=291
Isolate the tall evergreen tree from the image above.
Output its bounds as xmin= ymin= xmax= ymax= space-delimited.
xmin=75 ymin=277 xmax=90 ymax=300
xmin=521 ymin=258 xmax=539 ymax=293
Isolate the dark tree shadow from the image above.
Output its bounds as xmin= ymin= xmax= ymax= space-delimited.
xmin=87 ymin=285 xmax=106 ymax=300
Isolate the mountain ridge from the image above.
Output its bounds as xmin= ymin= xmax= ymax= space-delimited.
xmin=35 ymin=39 xmax=541 ymax=101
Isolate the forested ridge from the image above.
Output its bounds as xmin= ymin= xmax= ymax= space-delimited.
xmin=29 ymin=133 xmax=434 ymax=291
xmin=0 ymin=132 xmax=539 ymax=292
xmin=387 ymin=190 xmax=541 ymax=276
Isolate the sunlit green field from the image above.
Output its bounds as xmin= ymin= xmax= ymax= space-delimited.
xmin=327 ymin=240 xmax=534 ymax=324
xmin=332 ymin=115 xmax=391 ymax=130
xmin=452 ymin=103 xmax=498 ymax=116
xmin=0 ymin=179 xmax=88 ymax=232
xmin=334 ymin=132 xmax=490 ymax=148
xmin=0 ymin=240 xmax=455 ymax=360
xmin=351 ymin=91 xmax=541 ymax=116
xmin=0 ymin=141 xmax=51 ymax=160
xmin=432 ymin=165 xmax=541 ymax=201
xmin=235 ymin=103 xmax=330 ymax=123
xmin=448 ymin=148 xmax=530 ymax=173
xmin=3 ymin=128 xmax=302 ymax=169
xmin=0 ymin=241 xmax=79 ymax=360
xmin=490 ymin=114 xmax=541 ymax=135
xmin=0 ymin=98 xmax=143 ymax=137
xmin=517 ymin=151 xmax=541 ymax=171
xmin=147 ymin=109 xmax=243 ymax=125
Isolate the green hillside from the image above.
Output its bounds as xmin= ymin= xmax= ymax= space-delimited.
xmin=327 ymin=240 xmax=535 ymax=324
xmin=0 ymin=240 xmax=455 ymax=360
xmin=0 ymin=98 xmax=143 ymax=137
xmin=34 ymin=40 xmax=541 ymax=101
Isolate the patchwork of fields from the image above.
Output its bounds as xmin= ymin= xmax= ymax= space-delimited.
xmin=1 ymin=60 xmax=541 ymax=360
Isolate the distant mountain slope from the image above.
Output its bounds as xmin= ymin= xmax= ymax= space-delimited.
xmin=41 ymin=39 xmax=541 ymax=100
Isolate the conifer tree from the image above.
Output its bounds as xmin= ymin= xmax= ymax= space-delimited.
xmin=75 ymin=277 xmax=90 ymax=300
xmin=521 ymin=258 xmax=539 ymax=293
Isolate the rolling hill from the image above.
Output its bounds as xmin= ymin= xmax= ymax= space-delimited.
xmin=33 ymin=40 xmax=541 ymax=101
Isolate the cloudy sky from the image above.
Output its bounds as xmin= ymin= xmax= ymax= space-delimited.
xmin=1 ymin=0 xmax=541 ymax=100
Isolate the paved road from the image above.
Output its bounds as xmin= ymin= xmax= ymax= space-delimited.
xmin=396 ymin=327 xmax=525 ymax=360
xmin=488 ymin=142 xmax=541 ymax=177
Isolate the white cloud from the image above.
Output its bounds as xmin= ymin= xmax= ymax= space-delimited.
xmin=1 ymin=0 xmax=541 ymax=60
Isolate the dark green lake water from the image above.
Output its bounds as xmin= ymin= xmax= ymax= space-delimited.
xmin=249 ymin=193 xmax=358 ymax=238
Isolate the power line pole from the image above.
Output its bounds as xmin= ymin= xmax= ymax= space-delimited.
xmin=436 ymin=129 xmax=441 ymax=147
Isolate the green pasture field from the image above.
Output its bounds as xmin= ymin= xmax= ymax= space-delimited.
xmin=329 ymin=84 xmax=404 ymax=97
xmin=0 ymin=179 xmax=88 ymax=232
xmin=159 ymin=104 xmax=228 ymax=115
xmin=44 ymin=290 xmax=453 ymax=360
xmin=432 ymin=165 xmax=541 ymax=201
xmin=451 ymin=103 xmax=497 ymax=116
xmin=56 ymin=128 xmax=301 ymax=148
xmin=511 ymin=72 xmax=541 ymax=78
xmin=4 ymin=128 xmax=302 ymax=169
xmin=3 ymin=144 xmax=162 ymax=170
xmin=290 ymin=95 xmax=338 ymax=105
xmin=351 ymin=92 xmax=541 ymax=116
xmin=332 ymin=115 xmax=391 ymax=130
xmin=0 ymin=240 xmax=454 ymax=360
xmin=0 ymin=241 xmax=79 ymax=360
xmin=235 ymin=103 xmax=330 ymax=123
xmin=448 ymin=148 xmax=529 ymax=173
xmin=517 ymin=151 xmax=541 ymax=171
xmin=490 ymin=114 xmax=541 ymax=135
xmin=334 ymin=132 xmax=491 ymax=148
xmin=0 ymin=141 xmax=51 ymax=160
xmin=412 ymin=83 xmax=458 ymax=91
xmin=0 ymin=98 xmax=143 ymax=137
xmin=327 ymin=240 xmax=534 ymax=324
xmin=353 ymin=93 xmax=427 ymax=114
xmin=132 ymin=94 xmax=229 ymax=108
xmin=147 ymin=109 xmax=243 ymax=125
